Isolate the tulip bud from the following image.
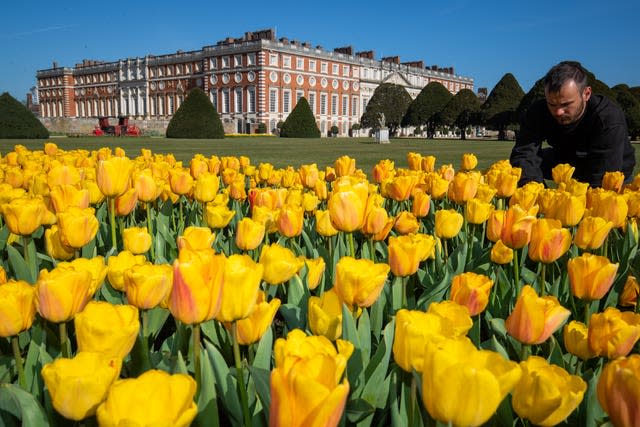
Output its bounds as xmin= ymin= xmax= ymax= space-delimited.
xmin=568 ymin=253 xmax=618 ymax=301
xmin=74 ymin=301 xmax=139 ymax=359
xmin=259 ymin=243 xmax=305 ymax=285
xmin=122 ymin=226 xmax=152 ymax=254
xmin=434 ymin=209 xmax=463 ymax=239
xmin=308 ymin=288 xmax=343 ymax=341
xmin=235 ymin=217 xmax=266 ymax=251
xmin=124 ymin=262 xmax=173 ymax=310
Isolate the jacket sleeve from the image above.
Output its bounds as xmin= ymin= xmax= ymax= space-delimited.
xmin=584 ymin=121 xmax=628 ymax=187
xmin=510 ymin=110 xmax=545 ymax=185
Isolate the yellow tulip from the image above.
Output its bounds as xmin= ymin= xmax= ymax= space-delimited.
xmin=42 ymin=352 xmax=121 ymax=421
xmin=461 ymin=153 xmax=478 ymax=170
xmin=447 ymin=171 xmax=478 ymax=204
xmin=299 ymin=163 xmax=320 ymax=189
xmin=393 ymin=309 xmax=458 ymax=373
xmin=500 ymin=204 xmax=539 ymax=249
xmin=122 ymin=226 xmax=152 ymax=254
xmin=423 ymin=172 xmax=450 ymax=200
xmin=169 ymin=248 xmax=225 ymax=324
xmin=192 ymin=172 xmax=220 ymax=203
xmin=465 ymin=197 xmax=494 ymax=225
xmin=259 ymin=243 xmax=305 ymax=285
xmin=44 ymin=224 xmax=76 ymax=261
xmin=74 ymin=301 xmax=139 ymax=359
xmin=574 ymin=216 xmax=614 ymax=250
xmin=393 ymin=210 xmax=420 ymax=235
xmin=332 ymin=256 xmax=390 ymax=309
xmin=216 ymin=254 xmax=264 ymax=322
xmin=602 ymin=171 xmax=625 ymax=193
xmin=406 ymin=152 xmax=423 ymax=171
xmin=588 ymin=307 xmax=640 ymax=359
xmin=597 ymin=355 xmax=640 ymax=427
xmin=96 ymin=157 xmax=132 ymax=198
xmin=47 ymin=252 xmax=99 ymax=293
xmin=388 ymin=234 xmax=435 ymax=277
xmin=551 ymin=163 xmax=575 ymax=184
xmin=475 ymin=182 xmax=498 ymax=203
xmin=96 ymin=369 xmax=197 ymax=427
xmin=252 ymin=205 xmax=279 ymax=234
xmin=486 ymin=210 xmax=506 ymax=242
xmin=233 ymin=216 xmax=265 ymax=251
xmin=133 ymin=168 xmax=162 ymax=203
xmin=114 ymin=187 xmax=138 ymax=217
xmin=1 ymin=197 xmax=46 ymax=235
xmin=490 ymin=239 xmax=514 ymax=264
xmin=411 ymin=189 xmax=431 ymax=218
xmin=434 ymin=209 xmax=463 ymax=239
xmin=56 ymin=206 xmax=99 ymax=249
xmin=528 ymin=218 xmax=572 ymax=263
xmin=421 ymin=155 xmax=436 ymax=172
xmin=302 ymin=192 xmax=320 ymax=213
xmin=232 ymin=291 xmax=281 ymax=345
xmin=308 ymin=288 xmax=343 ymax=341
xmin=327 ymin=187 xmax=367 ymax=233
xmin=315 ymin=209 xmax=339 ymax=237
xmin=49 ymin=184 xmax=90 ymax=213
xmin=177 ymin=226 xmax=216 ymax=251
xmin=47 ymin=163 xmax=81 ymax=188
xmin=270 ymin=329 xmax=352 ymax=427
xmin=334 ymin=155 xmax=356 ymax=177
xmin=0 ymin=265 xmax=6 ymax=284
xmin=35 ymin=266 xmax=94 ymax=323
xmin=619 ymin=275 xmax=640 ymax=308
xmin=508 ymin=182 xmax=542 ymax=210
xmin=549 ymin=191 xmax=586 ymax=227
xmin=512 ymin=356 xmax=586 ymax=426
xmin=189 ymin=154 xmax=209 ymax=179
xmin=563 ymin=321 xmax=596 ymax=361
xmin=205 ymin=203 xmax=235 ymax=229
xmin=421 ymin=337 xmax=522 ymax=427
xmin=0 ymin=280 xmax=36 ymax=337
xmin=276 ymin=204 xmax=304 ymax=238
xmin=588 ymin=189 xmax=628 ymax=228
xmin=505 ymin=285 xmax=571 ymax=345
xmin=450 ymin=272 xmax=494 ymax=316
xmin=169 ymin=167 xmax=194 ymax=196
xmin=372 ymin=159 xmax=395 ymax=183
xmin=427 ymin=300 xmax=473 ymax=337
xmin=384 ymin=175 xmax=418 ymax=202
xmin=124 ymin=262 xmax=173 ymax=310
xmin=362 ymin=201 xmax=391 ymax=236
xmin=106 ymin=250 xmax=147 ymax=292
xmin=568 ymin=253 xmax=619 ymax=301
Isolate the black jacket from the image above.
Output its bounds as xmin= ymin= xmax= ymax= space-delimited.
xmin=510 ymin=94 xmax=635 ymax=187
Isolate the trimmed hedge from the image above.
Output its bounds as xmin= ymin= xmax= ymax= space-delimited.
xmin=280 ymin=97 xmax=320 ymax=138
xmin=166 ymin=88 xmax=224 ymax=139
xmin=0 ymin=92 xmax=49 ymax=139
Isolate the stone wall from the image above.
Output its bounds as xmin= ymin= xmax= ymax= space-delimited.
xmin=39 ymin=117 xmax=170 ymax=136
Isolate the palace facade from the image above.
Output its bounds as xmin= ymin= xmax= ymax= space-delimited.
xmin=35 ymin=29 xmax=473 ymax=135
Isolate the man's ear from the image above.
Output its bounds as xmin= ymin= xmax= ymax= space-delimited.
xmin=582 ymin=86 xmax=592 ymax=102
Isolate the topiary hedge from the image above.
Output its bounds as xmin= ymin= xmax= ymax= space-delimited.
xmin=166 ymin=88 xmax=224 ymax=139
xmin=0 ymin=92 xmax=49 ymax=139
xmin=280 ymin=97 xmax=320 ymax=138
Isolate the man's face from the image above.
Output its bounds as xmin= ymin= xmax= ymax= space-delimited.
xmin=545 ymin=80 xmax=592 ymax=125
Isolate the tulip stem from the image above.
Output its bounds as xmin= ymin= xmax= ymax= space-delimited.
xmin=146 ymin=202 xmax=155 ymax=261
xmin=109 ymin=197 xmax=117 ymax=251
xmin=368 ymin=238 xmax=376 ymax=262
xmin=59 ymin=322 xmax=70 ymax=358
xmin=401 ymin=276 xmax=408 ymax=309
xmin=584 ymin=301 xmax=592 ymax=325
xmin=347 ymin=232 xmax=355 ymax=258
xmin=11 ymin=336 xmax=26 ymax=389
xmin=539 ymin=264 xmax=546 ymax=296
xmin=409 ymin=375 xmax=417 ymax=427
xmin=513 ymin=249 xmax=521 ymax=295
xmin=193 ymin=323 xmax=201 ymax=395
xmin=520 ymin=344 xmax=530 ymax=361
xmin=232 ymin=322 xmax=251 ymax=427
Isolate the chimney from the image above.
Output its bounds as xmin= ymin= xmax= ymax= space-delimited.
xmin=52 ymin=61 xmax=59 ymax=68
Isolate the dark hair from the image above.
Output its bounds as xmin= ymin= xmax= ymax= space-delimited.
xmin=544 ymin=61 xmax=588 ymax=93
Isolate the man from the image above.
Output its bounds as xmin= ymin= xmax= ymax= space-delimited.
xmin=510 ymin=61 xmax=635 ymax=187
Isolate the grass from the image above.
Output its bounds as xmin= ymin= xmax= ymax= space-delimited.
xmin=0 ymin=136 xmax=518 ymax=174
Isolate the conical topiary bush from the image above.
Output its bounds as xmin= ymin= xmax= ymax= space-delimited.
xmin=280 ymin=97 xmax=320 ymax=138
xmin=166 ymin=88 xmax=224 ymax=138
xmin=0 ymin=92 xmax=49 ymax=138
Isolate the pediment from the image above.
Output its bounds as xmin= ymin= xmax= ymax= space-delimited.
xmin=382 ymin=72 xmax=411 ymax=86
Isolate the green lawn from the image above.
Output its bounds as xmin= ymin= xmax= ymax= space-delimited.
xmin=0 ymin=136 xmax=517 ymax=174
xmin=1 ymin=136 xmax=639 ymax=177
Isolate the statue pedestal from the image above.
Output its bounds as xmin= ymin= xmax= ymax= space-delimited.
xmin=375 ymin=128 xmax=389 ymax=144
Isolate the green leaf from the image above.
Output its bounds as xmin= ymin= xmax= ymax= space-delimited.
xmin=147 ymin=307 xmax=170 ymax=341
xmin=357 ymin=308 xmax=372 ymax=367
xmin=361 ymin=319 xmax=395 ymax=409
xmin=203 ymin=341 xmax=243 ymax=427
xmin=194 ymin=346 xmax=219 ymax=427
xmin=345 ymin=397 xmax=376 ymax=424
xmin=6 ymin=245 xmax=33 ymax=283
xmin=342 ymin=304 xmax=364 ymax=392
xmin=279 ymin=304 xmax=304 ymax=331
xmin=0 ymin=383 xmax=49 ymax=427
xmin=247 ymin=365 xmax=271 ymax=423
xmin=252 ymin=327 xmax=273 ymax=371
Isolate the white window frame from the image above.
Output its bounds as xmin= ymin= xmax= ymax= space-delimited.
xmin=320 ymin=93 xmax=327 ymax=115
xmin=308 ymin=92 xmax=316 ymax=114
xmin=309 ymin=60 xmax=316 ymax=72
xmin=320 ymin=62 xmax=328 ymax=74
xmin=283 ymin=90 xmax=291 ymax=113
xmin=269 ymin=88 xmax=278 ymax=112
xmin=331 ymin=94 xmax=338 ymax=115
xmin=247 ymin=53 xmax=256 ymax=66
xmin=332 ymin=64 xmax=339 ymax=75
xmin=222 ymin=56 xmax=230 ymax=68
xmin=296 ymin=58 xmax=304 ymax=70
xmin=234 ymin=87 xmax=243 ymax=113
xmin=342 ymin=95 xmax=348 ymax=116
xmin=269 ymin=54 xmax=278 ymax=66
xmin=234 ymin=55 xmax=242 ymax=67
xmin=247 ymin=87 xmax=256 ymax=113
xmin=283 ymin=56 xmax=291 ymax=69
xmin=222 ymin=89 xmax=230 ymax=113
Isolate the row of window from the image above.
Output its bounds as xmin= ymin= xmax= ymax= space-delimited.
xmin=268 ymin=89 xmax=359 ymax=117
xmin=209 ymin=87 xmax=257 ymax=114
xmin=210 ymin=53 xmax=257 ymax=70
xmin=149 ymin=62 xmax=201 ymax=78
xmin=268 ymin=53 xmax=358 ymax=78
xmin=40 ymin=77 xmax=64 ymax=87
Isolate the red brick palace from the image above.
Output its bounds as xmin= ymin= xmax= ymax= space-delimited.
xmin=35 ymin=29 xmax=473 ymax=135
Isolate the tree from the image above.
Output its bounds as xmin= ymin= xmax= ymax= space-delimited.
xmin=516 ymin=67 xmax=616 ymax=122
xmin=629 ymin=86 xmax=640 ymax=103
xmin=439 ymin=89 xmax=481 ymax=140
xmin=480 ymin=73 xmax=524 ymax=140
xmin=612 ymin=84 xmax=640 ymax=140
xmin=402 ymin=81 xmax=453 ymax=138
xmin=280 ymin=97 xmax=320 ymax=138
xmin=361 ymin=83 xmax=412 ymax=136
xmin=166 ymin=88 xmax=224 ymax=138
xmin=0 ymin=92 xmax=49 ymax=139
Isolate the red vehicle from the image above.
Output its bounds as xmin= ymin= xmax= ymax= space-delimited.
xmin=93 ymin=116 xmax=142 ymax=136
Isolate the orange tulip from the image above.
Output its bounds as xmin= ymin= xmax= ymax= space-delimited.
xmin=528 ymin=218 xmax=572 ymax=263
xmin=501 ymin=204 xmax=538 ymax=249
xmin=450 ymin=272 xmax=494 ymax=316
xmin=114 ymin=188 xmax=138 ymax=217
xmin=460 ymin=153 xmax=478 ymax=170
xmin=573 ymin=216 xmax=614 ymax=250
xmin=384 ymin=175 xmax=418 ymax=202
xmin=411 ymin=189 xmax=431 ymax=218
xmin=447 ymin=171 xmax=478 ymax=204
xmin=588 ymin=307 xmax=640 ymax=359
xmin=505 ymin=285 xmax=571 ymax=345
xmin=334 ymin=155 xmax=356 ymax=177
xmin=276 ymin=204 xmax=304 ymax=238
xmin=393 ymin=211 xmax=420 ymax=235
xmin=597 ymin=355 xmax=640 ymax=427
xmin=486 ymin=210 xmax=506 ymax=242
xmin=568 ymin=253 xmax=619 ymax=301
xmin=602 ymin=171 xmax=625 ymax=193
xmin=619 ymin=275 xmax=640 ymax=308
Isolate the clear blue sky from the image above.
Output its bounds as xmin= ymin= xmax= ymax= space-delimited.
xmin=2 ymin=0 xmax=638 ymax=101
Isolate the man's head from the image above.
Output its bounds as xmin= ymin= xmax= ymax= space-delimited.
xmin=543 ymin=61 xmax=592 ymax=125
